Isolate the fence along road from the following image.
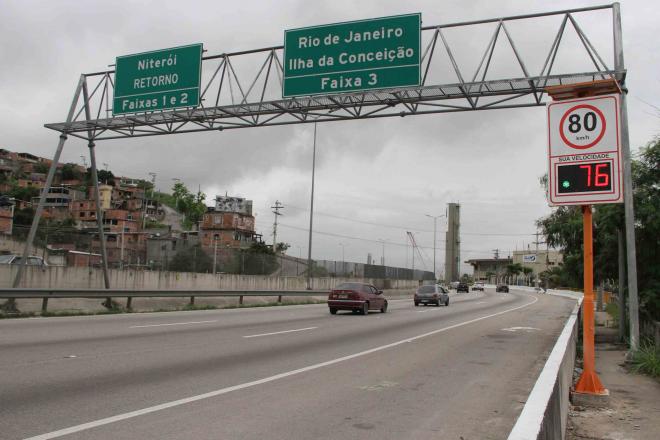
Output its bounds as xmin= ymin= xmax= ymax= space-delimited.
xmin=0 ymin=288 xmax=577 ymax=440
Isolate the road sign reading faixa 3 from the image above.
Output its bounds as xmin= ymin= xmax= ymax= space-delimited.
xmin=113 ymin=44 xmax=203 ymax=116
xmin=283 ymin=14 xmax=421 ymax=97
xmin=547 ymin=94 xmax=623 ymax=206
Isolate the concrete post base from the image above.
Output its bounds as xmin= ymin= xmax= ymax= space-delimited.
xmin=571 ymin=388 xmax=610 ymax=409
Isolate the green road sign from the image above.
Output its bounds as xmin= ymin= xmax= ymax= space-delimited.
xmin=113 ymin=44 xmax=202 ymax=116
xmin=283 ymin=14 xmax=421 ymax=98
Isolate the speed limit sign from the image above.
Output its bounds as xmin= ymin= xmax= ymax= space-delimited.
xmin=547 ymin=94 xmax=623 ymax=206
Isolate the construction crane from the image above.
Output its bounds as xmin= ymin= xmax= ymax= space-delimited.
xmin=407 ymin=231 xmax=428 ymax=271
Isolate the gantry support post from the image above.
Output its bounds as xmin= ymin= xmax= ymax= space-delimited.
xmin=613 ymin=3 xmax=639 ymax=351
xmin=82 ymin=77 xmax=112 ymax=309
xmin=4 ymin=76 xmax=85 ymax=313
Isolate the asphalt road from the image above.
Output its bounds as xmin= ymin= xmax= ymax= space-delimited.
xmin=0 ymin=288 xmax=576 ymax=440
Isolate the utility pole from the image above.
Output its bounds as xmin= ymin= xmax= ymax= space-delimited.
xmin=120 ymin=220 xmax=125 ymax=270
xmin=533 ymin=231 xmax=546 ymax=290
xmin=213 ymin=237 xmax=218 ymax=275
xmin=271 ymin=200 xmax=284 ymax=252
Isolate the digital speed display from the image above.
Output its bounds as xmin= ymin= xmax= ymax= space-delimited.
xmin=557 ymin=162 xmax=612 ymax=194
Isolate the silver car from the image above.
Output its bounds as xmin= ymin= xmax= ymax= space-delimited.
xmin=0 ymin=254 xmax=47 ymax=266
xmin=414 ymin=284 xmax=449 ymax=307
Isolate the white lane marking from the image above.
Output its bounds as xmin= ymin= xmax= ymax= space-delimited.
xmin=26 ymin=295 xmax=538 ymax=440
xmin=242 ymin=327 xmax=318 ymax=339
xmin=476 ymin=302 xmax=487 ymax=305
xmin=129 ymin=320 xmax=217 ymax=329
xmin=502 ymin=327 xmax=540 ymax=333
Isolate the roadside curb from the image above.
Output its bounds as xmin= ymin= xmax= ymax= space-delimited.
xmin=508 ymin=295 xmax=583 ymax=440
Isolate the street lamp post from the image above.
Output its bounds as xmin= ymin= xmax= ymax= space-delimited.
xmin=306 ymin=122 xmax=318 ymax=289
xmin=425 ymin=213 xmax=446 ymax=281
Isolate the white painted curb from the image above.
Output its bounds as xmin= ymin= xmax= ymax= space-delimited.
xmin=507 ymin=295 xmax=583 ymax=440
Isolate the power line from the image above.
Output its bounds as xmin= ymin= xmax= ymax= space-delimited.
xmin=284 ymin=203 xmax=535 ymax=237
xmin=278 ymin=223 xmax=505 ymax=256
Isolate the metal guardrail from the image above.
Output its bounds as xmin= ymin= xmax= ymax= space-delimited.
xmin=0 ymin=288 xmax=329 ymax=312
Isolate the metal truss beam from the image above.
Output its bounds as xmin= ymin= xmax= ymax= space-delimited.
xmin=44 ymin=4 xmax=621 ymax=141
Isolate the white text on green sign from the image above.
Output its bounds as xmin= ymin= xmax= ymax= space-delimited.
xmin=283 ymin=14 xmax=421 ymax=97
xmin=113 ymin=44 xmax=202 ymax=115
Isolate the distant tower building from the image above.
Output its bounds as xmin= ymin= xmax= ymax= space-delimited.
xmin=367 ymin=253 xmax=372 ymax=265
xmin=444 ymin=203 xmax=461 ymax=282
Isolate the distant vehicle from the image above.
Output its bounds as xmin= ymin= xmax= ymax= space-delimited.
xmin=456 ymin=282 xmax=469 ymax=293
xmin=472 ymin=282 xmax=485 ymax=291
xmin=449 ymin=281 xmax=460 ymax=290
xmin=328 ymin=282 xmax=388 ymax=315
xmin=414 ymin=284 xmax=449 ymax=307
xmin=0 ymin=254 xmax=47 ymax=266
xmin=496 ymin=284 xmax=510 ymax=293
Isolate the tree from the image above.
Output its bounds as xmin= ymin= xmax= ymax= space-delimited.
xmin=97 ymin=169 xmax=115 ymax=186
xmin=537 ymin=137 xmax=660 ymax=318
xmin=10 ymin=185 xmax=39 ymax=202
xmin=506 ymin=263 xmax=523 ymax=277
xmin=171 ymin=182 xmax=206 ymax=229
xmin=275 ymin=242 xmax=290 ymax=253
xmin=168 ymin=245 xmax=213 ymax=273
xmin=61 ymin=163 xmax=82 ymax=181
xmin=34 ymin=162 xmax=49 ymax=174
xmin=240 ymin=241 xmax=280 ymax=275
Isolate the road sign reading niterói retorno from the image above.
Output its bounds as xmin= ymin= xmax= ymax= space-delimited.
xmin=113 ymin=44 xmax=203 ymax=115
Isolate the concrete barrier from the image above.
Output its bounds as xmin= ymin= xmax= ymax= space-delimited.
xmin=508 ymin=293 xmax=583 ymax=440
xmin=0 ymin=265 xmax=420 ymax=291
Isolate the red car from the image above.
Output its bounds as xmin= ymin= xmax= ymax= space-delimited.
xmin=328 ymin=282 xmax=388 ymax=315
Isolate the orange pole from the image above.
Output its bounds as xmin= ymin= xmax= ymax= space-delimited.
xmin=575 ymin=205 xmax=606 ymax=394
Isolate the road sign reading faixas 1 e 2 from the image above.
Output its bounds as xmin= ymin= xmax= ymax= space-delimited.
xmin=283 ymin=14 xmax=421 ymax=97
xmin=547 ymin=94 xmax=623 ymax=206
xmin=113 ymin=44 xmax=203 ymax=116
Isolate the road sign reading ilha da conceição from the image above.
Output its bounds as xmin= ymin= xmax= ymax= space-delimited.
xmin=283 ymin=14 xmax=421 ymax=97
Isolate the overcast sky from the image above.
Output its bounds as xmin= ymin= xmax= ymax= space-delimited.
xmin=1 ymin=0 xmax=658 ymax=276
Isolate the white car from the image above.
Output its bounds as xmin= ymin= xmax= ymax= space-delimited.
xmin=472 ymin=282 xmax=485 ymax=291
xmin=0 ymin=254 xmax=47 ymax=266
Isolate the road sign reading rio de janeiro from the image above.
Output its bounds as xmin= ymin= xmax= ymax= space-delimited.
xmin=283 ymin=14 xmax=421 ymax=97
xmin=547 ymin=94 xmax=623 ymax=206
xmin=113 ymin=44 xmax=203 ymax=116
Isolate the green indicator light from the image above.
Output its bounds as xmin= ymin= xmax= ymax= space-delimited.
xmin=562 ymin=180 xmax=571 ymax=188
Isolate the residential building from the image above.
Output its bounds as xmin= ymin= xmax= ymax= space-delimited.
xmin=0 ymin=206 xmax=13 ymax=235
xmin=200 ymin=195 xmax=260 ymax=250
xmin=146 ymin=231 xmax=198 ymax=269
